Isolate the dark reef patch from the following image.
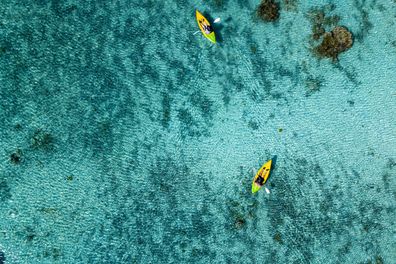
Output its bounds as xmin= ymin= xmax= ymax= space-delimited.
xmin=391 ymin=40 xmax=396 ymax=52
xmin=24 ymin=226 xmax=36 ymax=242
xmin=49 ymin=1 xmax=78 ymax=18
xmin=382 ymin=158 xmax=395 ymax=191
xmin=225 ymin=169 xmax=262 ymax=235
xmin=307 ymin=7 xmax=340 ymax=41
xmin=177 ymin=108 xmax=202 ymax=138
xmin=161 ymin=91 xmax=172 ymax=128
xmin=333 ymin=63 xmax=361 ymax=86
xmin=42 ymin=247 xmax=62 ymax=261
xmin=227 ymin=197 xmax=259 ymax=231
xmin=374 ymin=255 xmax=384 ymax=264
xmin=305 ymin=77 xmax=322 ymax=96
xmin=352 ymin=0 xmax=373 ymax=42
xmin=338 ymin=240 xmax=352 ymax=256
xmin=10 ymin=149 xmax=23 ymax=164
xmin=0 ymin=250 xmax=5 ymax=264
xmin=0 ymin=178 xmax=11 ymax=202
xmin=250 ymin=44 xmax=258 ymax=54
xmin=14 ymin=123 xmax=23 ymax=131
xmin=86 ymin=120 xmax=115 ymax=156
xmin=30 ymin=128 xmax=55 ymax=150
xmin=222 ymin=87 xmax=231 ymax=106
xmin=189 ymin=90 xmax=214 ymax=121
xmin=257 ymin=0 xmax=280 ymax=22
xmin=0 ymin=46 xmax=7 ymax=56
xmin=273 ymin=231 xmax=283 ymax=244
xmin=248 ymin=120 xmax=259 ymax=130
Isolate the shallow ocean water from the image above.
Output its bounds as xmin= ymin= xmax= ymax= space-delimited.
xmin=0 ymin=0 xmax=395 ymax=263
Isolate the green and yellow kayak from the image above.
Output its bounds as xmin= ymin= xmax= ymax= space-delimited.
xmin=252 ymin=159 xmax=272 ymax=193
xmin=195 ymin=10 xmax=216 ymax=44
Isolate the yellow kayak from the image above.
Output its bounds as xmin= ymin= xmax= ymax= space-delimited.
xmin=252 ymin=160 xmax=272 ymax=193
xmin=195 ymin=10 xmax=216 ymax=44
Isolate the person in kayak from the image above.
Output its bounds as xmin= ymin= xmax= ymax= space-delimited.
xmin=255 ymin=167 xmax=270 ymax=186
xmin=199 ymin=20 xmax=213 ymax=34
xmin=204 ymin=24 xmax=213 ymax=34
xmin=255 ymin=175 xmax=265 ymax=186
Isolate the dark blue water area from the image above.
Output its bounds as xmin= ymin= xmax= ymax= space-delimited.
xmin=0 ymin=0 xmax=395 ymax=263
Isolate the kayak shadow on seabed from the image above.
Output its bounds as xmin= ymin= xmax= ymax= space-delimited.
xmin=201 ymin=11 xmax=225 ymax=43
xmin=270 ymin=155 xmax=278 ymax=176
xmin=267 ymin=155 xmax=278 ymax=188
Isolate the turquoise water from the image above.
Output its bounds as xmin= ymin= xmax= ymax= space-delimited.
xmin=0 ymin=0 xmax=395 ymax=263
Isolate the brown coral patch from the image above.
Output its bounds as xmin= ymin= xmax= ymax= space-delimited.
xmin=315 ymin=26 xmax=353 ymax=59
xmin=257 ymin=0 xmax=280 ymax=22
xmin=332 ymin=26 xmax=353 ymax=50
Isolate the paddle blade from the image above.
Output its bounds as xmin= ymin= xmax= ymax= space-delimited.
xmin=214 ymin=18 xmax=221 ymax=23
xmin=265 ymin=187 xmax=270 ymax=194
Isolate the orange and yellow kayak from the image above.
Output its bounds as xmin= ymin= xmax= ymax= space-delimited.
xmin=252 ymin=159 xmax=272 ymax=193
xmin=195 ymin=10 xmax=216 ymax=44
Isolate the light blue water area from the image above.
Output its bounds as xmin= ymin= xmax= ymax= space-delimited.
xmin=0 ymin=0 xmax=395 ymax=263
